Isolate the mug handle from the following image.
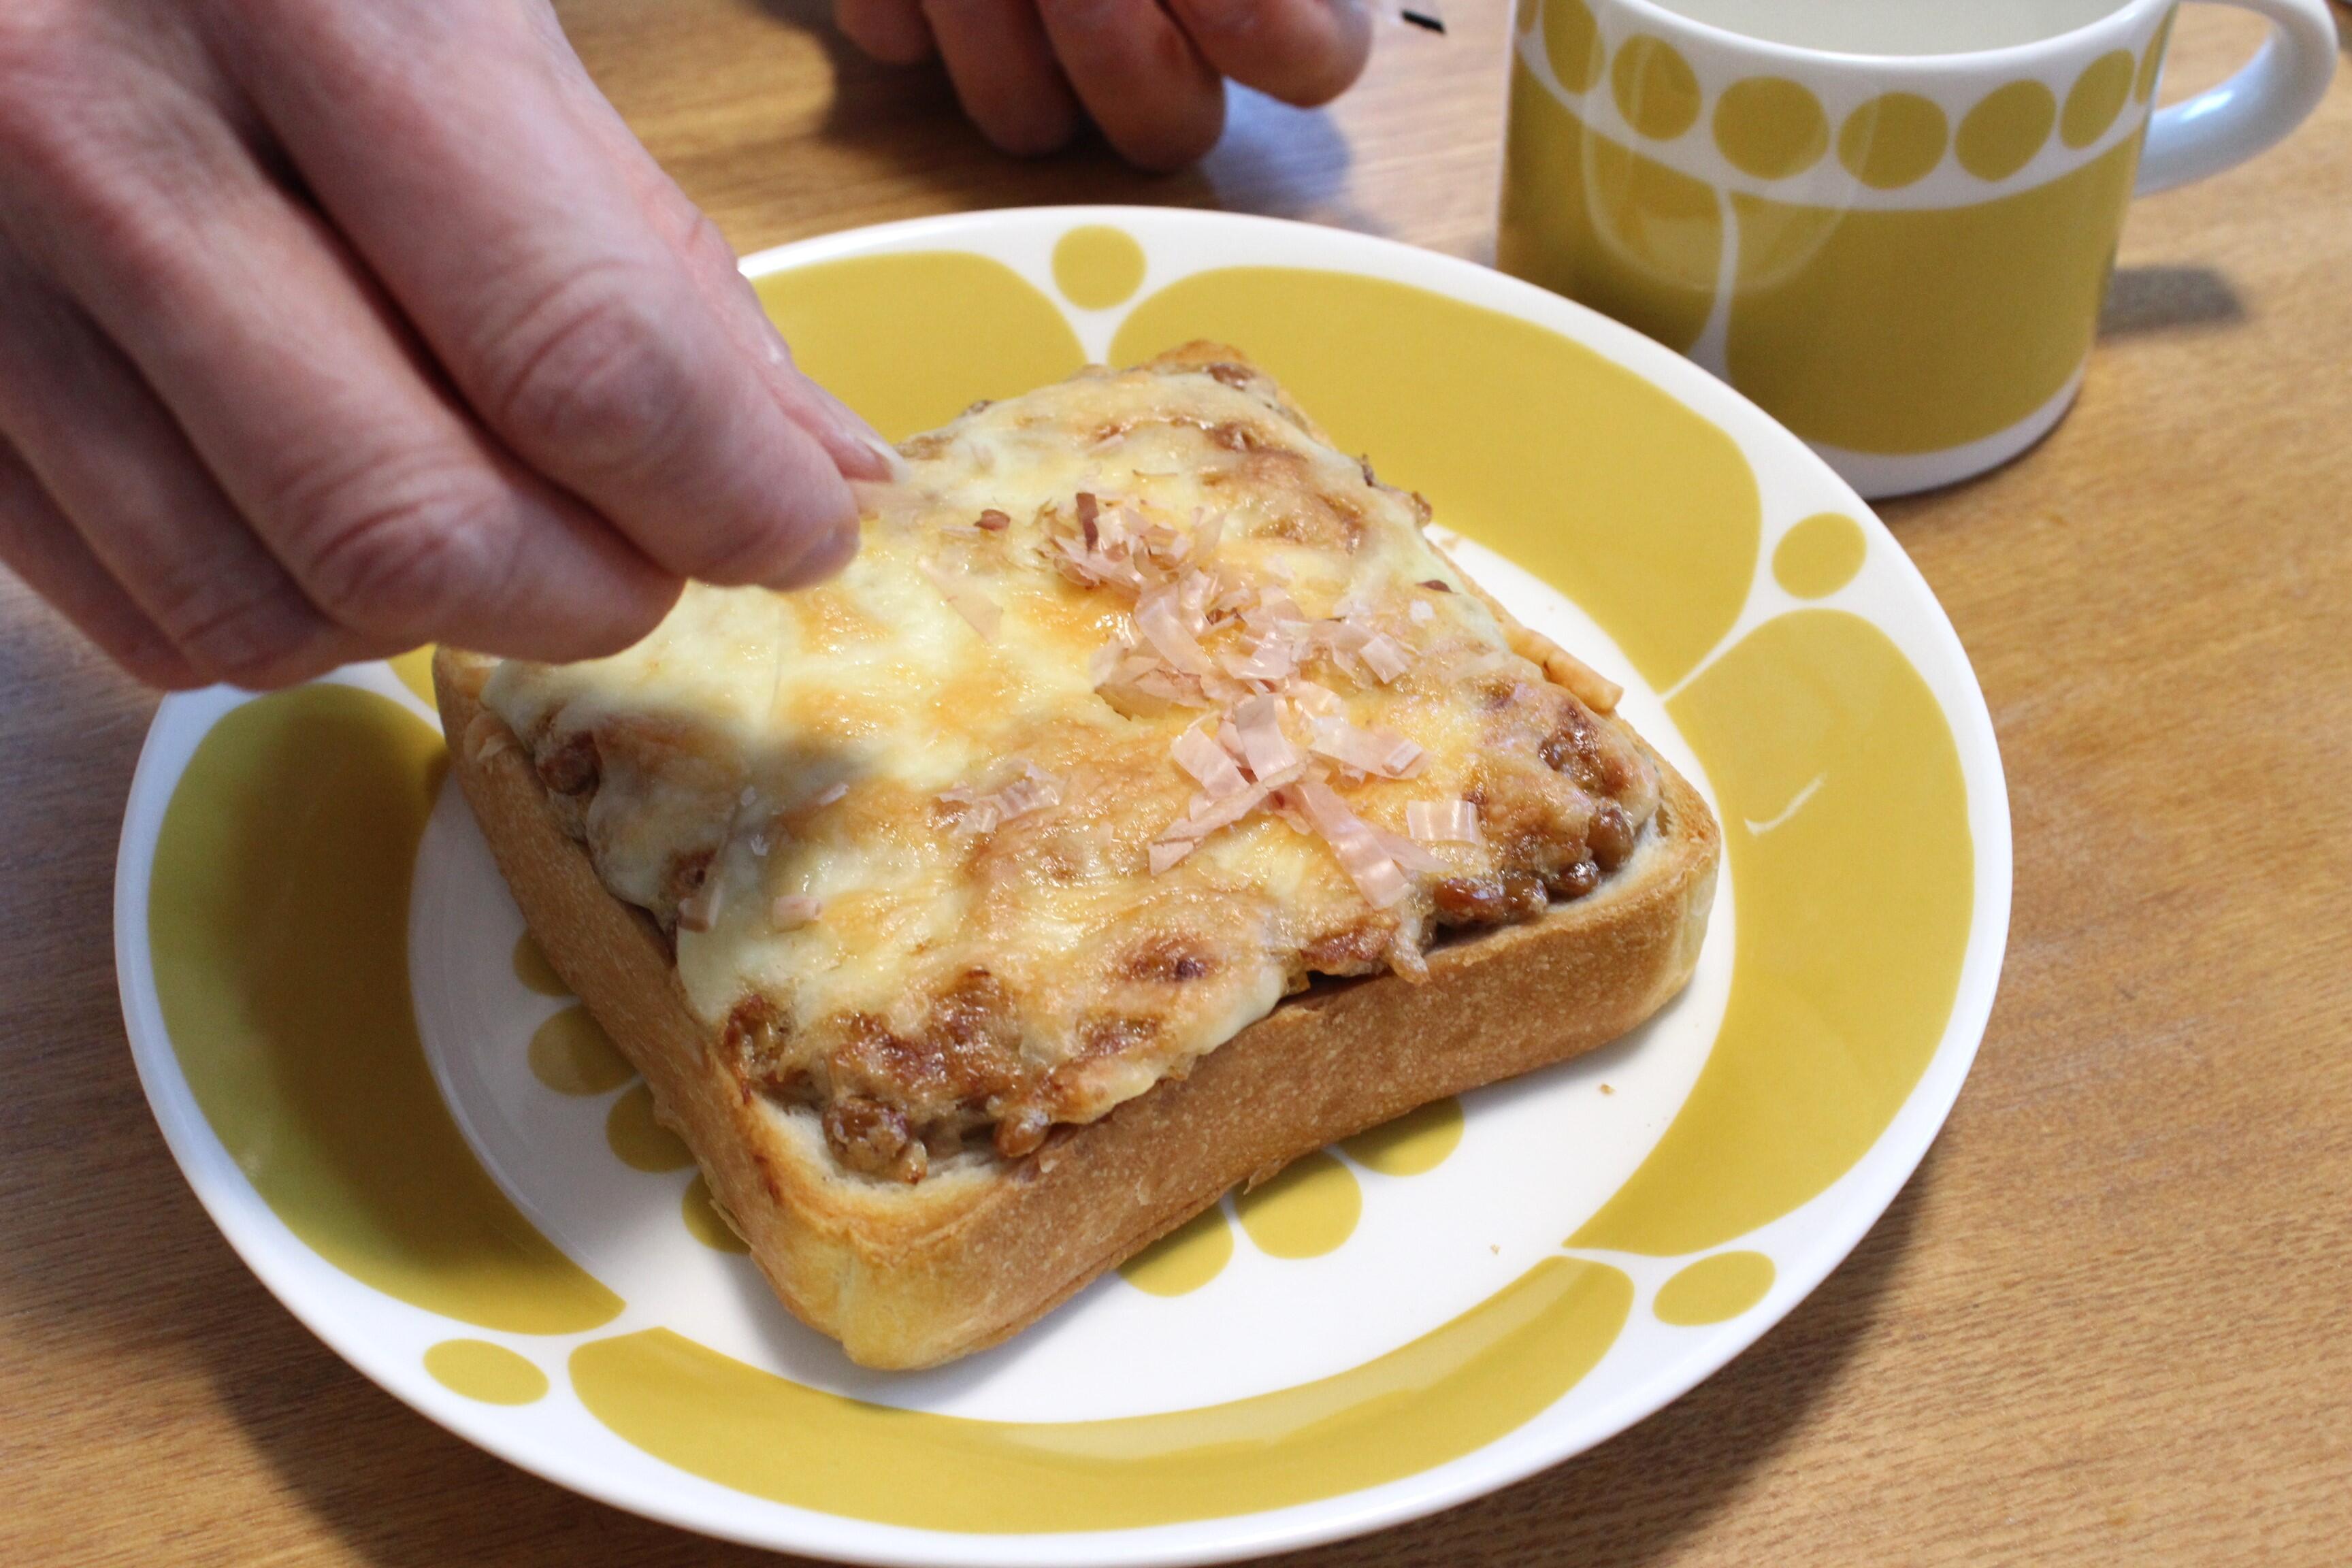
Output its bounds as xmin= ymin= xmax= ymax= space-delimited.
xmin=2136 ymin=0 xmax=2338 ymax=193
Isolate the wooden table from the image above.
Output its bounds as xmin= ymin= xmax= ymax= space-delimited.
xmin=7 ymin=3 xmax=2349 ymax=1562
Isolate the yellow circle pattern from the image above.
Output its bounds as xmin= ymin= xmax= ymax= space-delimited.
xmin=1122 ymin=1098 xmax=1467 ymax=1296
xmin=1612 ymin=35 xmax=1703 ymax=142
xmin=528 ymin=1004 xmax=634 ymax=1096
xmin=1652 ymin=1250 xmax=1776 ymax=1325
xmin=2061 ymin=50 xmax=2136 ymax=148
xmin=683 ymin=1173 xmax=749 ymax=1254
xmin=1956 ymin=80 xmax=2057 ymax=180
xmin=1712 ymin=77 xmax=1829 ymax=180
xmin=1340 ymin=1096 xmax=1465 ymax=1175
xmin=1120 ymin=1205 xmax=1237 ymax=1296
xmin=1543 ymin=0 xmax=1604 ymax=93
xmin=1235 ymin=1152 xmax=1362 ymax=1259
xmin=424 ymin=1339 xmax=549 ymax=1405
xmin=1837 ymin=93 xmax=1949 ymax=190
xmin=510 ymin=931 xmax=569 ymax=996
xmin=1772 ymin=512 xmax=1868 ymax=598
xmin=1524 ymin=42 xmax=2143 ymax=183
xmin=607 ymin=1082 xmax=693 ymax=1172
xmin=1051 ymin=225 xmax=1146 ymax=312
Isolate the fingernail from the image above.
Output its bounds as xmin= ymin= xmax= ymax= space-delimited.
xmin=751 ymin=306 xmax=900 ymax=480
xmin=813 ymin=386 xmax=902 ymax=483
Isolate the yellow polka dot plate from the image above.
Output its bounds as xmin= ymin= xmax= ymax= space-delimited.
xmin=114 ymin=208 xmax=2010 ymax=1565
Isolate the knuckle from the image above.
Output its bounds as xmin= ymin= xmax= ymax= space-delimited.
xmin=636 ymin=177 xmax=735 ymax=284
xmin=675 ymin=210 xmax=740 ymax=282
xmin=0 ymin=42 xmax=259 ymax=310
xmin=295 ymin=476 xmax=500 ymax=638
xmin=71 ymin=602 xmax=204 ymax=691
xmin=476 ymin=265 xmax=694 ymax=477
xmin=161 ymin=583 xmax=330 ymax=689
xmin=676 ymin=516 xmax=808 ymax=587
xmin=0 ymin=8 xmax=67 ymax=111
xmin=259 ymin=440 xmax=510 ymax=639
xmin=122 ymin=643 xmax=203 ymax=691
xmin=0 ymin=27 xmax=92 ymax=183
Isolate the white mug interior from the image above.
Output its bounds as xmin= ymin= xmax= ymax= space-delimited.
xmin=1645 ymin=0 xmax=2136 ymax=56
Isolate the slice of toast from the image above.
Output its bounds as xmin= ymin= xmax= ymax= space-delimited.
xmin=434 ymin=349 xmax=1718 ymax=1370
xmin=436 ymin=669 xmax=1714 ymax=1371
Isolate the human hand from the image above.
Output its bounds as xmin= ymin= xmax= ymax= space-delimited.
xmin=834 ymin=0 xmax=1375 ymax=169
xmin=0 ymin=0 xmax=894 ymax=691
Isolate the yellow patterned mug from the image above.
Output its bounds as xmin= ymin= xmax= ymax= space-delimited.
xmin=1499 ymin=0 xmax=2337 ymax=496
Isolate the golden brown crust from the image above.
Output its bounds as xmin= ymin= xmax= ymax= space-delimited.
xmin=436 ymin=342 xmax=1718 ymax=1369
xmin=438 ymin=641 xmax=1719 ymax=1369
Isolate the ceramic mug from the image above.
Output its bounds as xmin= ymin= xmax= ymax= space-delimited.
xmin=1497 ymin=0 xmax=2338 ymax=497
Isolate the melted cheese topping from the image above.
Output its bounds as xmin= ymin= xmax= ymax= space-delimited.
xmin=485 ymin=350 xmax=1657 ymax=1181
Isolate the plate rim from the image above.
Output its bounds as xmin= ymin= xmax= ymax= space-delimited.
xmin=113 ymin=203 xmax=2012 ymax=1568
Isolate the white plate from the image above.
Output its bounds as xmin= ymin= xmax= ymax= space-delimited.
xmin=116 ymin=206 xmax=2008 ymax=1566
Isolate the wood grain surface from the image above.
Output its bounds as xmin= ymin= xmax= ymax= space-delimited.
xmin=5 ymin=3 xmax=2348 ymax=1563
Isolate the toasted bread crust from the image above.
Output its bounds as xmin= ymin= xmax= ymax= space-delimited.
xmin=436 ymin=642 xmax=1718 ymax=1369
